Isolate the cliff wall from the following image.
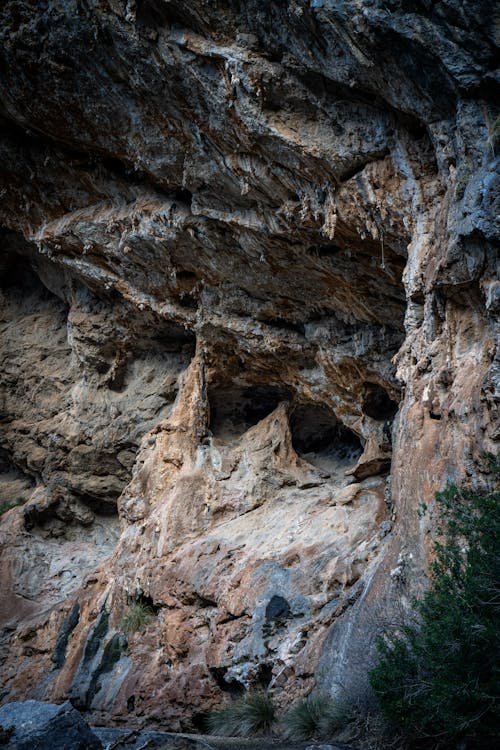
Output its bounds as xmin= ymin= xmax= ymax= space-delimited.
xmin=0 ymin=0 xmax=498 ymax=730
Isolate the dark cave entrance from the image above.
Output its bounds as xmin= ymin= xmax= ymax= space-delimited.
xmin=0 ymin=252 xmax=40 ymax=291
xmin=209 ymin=666 xmax=245 ymax=696
xmin=361 ymin=382 xmax=399 ymax=421
xmin=290 ymin=403 xmax=362 ymax=476
xmin=208 ymin=383 xmax=290 ymax=441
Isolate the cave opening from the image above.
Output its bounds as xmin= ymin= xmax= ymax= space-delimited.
xmin=0 ymin=246 xmax=53 ymax=300
xmin=256 ymin=663 xmax=274 ymax=689
xmin=209 ymin=383 xmax=290 ymax=441
xmin=361 ymin=382 xmax=398 ymax=421
xmin=0 ymin=449 xmax=35 ymax=514
xmin=78 ymin=492 xmax=120 ymax=517
xmin=0 ymin=252 xmax=38 ymax=291
xmin=209 ymin=666 xmax=245 ymax=696
xmin=131 ymin=592 xmax=162 ymax=615
xmin=290 ymin=403 xmax=362 ymax=476
xmin=171 ymin=187 xmax=193 ymax=206
xmin=136 ymin=0 xmax=190 ymax=30
xmin=265 ymin=595 xmax=291 ymax=622
xmin=0 ymin=242 xmax=71 ymax=324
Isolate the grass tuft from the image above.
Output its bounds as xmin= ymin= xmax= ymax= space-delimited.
xmin=206 ymin=692 xmax=276 ymax=737
xmin=281 ymin=692 xmax=342 ymax=740
xmin=317 ymin=697 xmax=357 ymax=738
xmin=120 ymin=602 xmax=153 ymax=633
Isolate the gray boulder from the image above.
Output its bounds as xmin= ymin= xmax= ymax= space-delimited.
xmin=0 ymin=700 xmax=102 ymax=750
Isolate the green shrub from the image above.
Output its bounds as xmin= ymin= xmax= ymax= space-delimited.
xmin=0 ymin=496 xmax=26 ymax=517
xmin=206 ymin=692 xmax=276 ymax=737
xmin=370 ymin=456 xmax=500 ymax=745
xmin=120 ymin=602 xmax=153 ymax=633
xmin=281 ymin=692 xmax=348 ymax=740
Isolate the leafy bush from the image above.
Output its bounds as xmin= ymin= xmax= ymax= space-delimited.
xmin=206 ymin=692 xmax=276 ymax=737
xmin=370 ymin=457 xmax=500 ymax=745
xmin=281 ymin=692 xmax=350 ymax=740
xmin=120 ymin=602 xmax=153 ymax=633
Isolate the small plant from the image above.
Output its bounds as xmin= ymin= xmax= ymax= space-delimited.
xmin=206 ymin=692 xmax=276 ymax=737
xmin=120 ymin=602 xmax=153 ymax=633
xmin=0 ymin=496 xmax=26 ymax=517
xmin=281 ymin=692 xmax=345 ymax=740
xmin=486 ymin=114 xmax=500 ymax=155
xmin=454 ymin=171 xmax=469 ymax=200
xmin=370 ymin=455 xmax=500 ymax=745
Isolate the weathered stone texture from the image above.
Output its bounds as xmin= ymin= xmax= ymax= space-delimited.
xmin=0 ymin=699 xmax=102 ymax=749
xmin=0 ymin=0 xmax=497 ymax=731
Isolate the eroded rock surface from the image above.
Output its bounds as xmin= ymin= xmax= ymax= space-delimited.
xmin=0 ymin=0 xmax=498 ymax=731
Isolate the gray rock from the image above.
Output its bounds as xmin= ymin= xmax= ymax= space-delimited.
xmin=0 ymin=700 xmax=102 ymax=750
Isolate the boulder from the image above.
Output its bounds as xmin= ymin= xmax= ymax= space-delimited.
xmin=0 ymin=700 xmax=102 ymax=750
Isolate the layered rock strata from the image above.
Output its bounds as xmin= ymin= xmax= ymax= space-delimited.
xmin=0 ymin=0 xmax=498 ymax=730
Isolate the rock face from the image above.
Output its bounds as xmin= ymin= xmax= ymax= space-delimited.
xmin=0 ymin=0 xmax=498 ymax=731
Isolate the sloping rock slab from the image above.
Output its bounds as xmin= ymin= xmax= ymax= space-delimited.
xmin=0 ymin=700 xmax=102 ymax=750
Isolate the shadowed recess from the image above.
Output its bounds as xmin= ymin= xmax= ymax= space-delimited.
xmin=209 ymin=383 xmax=291 ymax=441
xmin=290 ymin=403 xmax=362 ymax=475
xmin=361 ymin=382 xmax=399 ymax=421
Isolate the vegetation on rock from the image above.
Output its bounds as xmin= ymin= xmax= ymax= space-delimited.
xmin=120 ymin=602 xmax=153 ymax=633
xmin=281 ymin=691 xmax=354 ymax=741
xmin=486 ymin=114 xmax=500 ymax=155
xmin=0 ymin=496 xmax=25 ymax=517
xmin=370 ymin=456 xmax=500 ymax=746
xmin=206 ymin=692 xmax=276 ymax=737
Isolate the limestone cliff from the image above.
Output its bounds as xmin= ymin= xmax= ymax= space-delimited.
xmin=0 ymin=0 xmax=498 ymax=731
